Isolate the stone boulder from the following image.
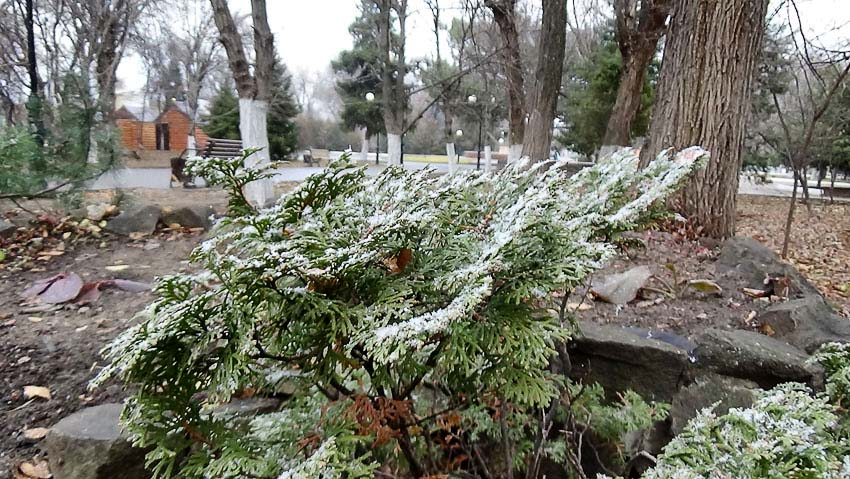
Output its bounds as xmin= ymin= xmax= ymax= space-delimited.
xmin=693 ymin=329 xmax=822 ymax=388
xmin=86 ymin=203 xmax=118 ymax=221
xmin=716 ymin=237 xmax=820 ymax=297
xmin=0 ymin=218 xmax=16 ymax=238
xmin=161 ymin=205 xmax=216 ymax=230
xmin=591 ymin=266 xmax=653 ymax=305
xmin=106 ymin=205 xmax=161 ymax=236
xmin=669 ymin=373 xmax=758 ymax=435
xmin=44 ymin=403 xmax=149 ymax=479
xmin=759 ymin=295 xmax=850 ymax=353
xmin=569 ymin=322 xmax=691 ymax=401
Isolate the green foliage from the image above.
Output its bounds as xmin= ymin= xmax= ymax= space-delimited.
xmin=0 ymin=70 xmax=112 ymax=197
xmin=557 ymin=36 xmax=657 ymax=156
xmin=812 ymin=342 xmax=850 ymax=410
xmin=573 ymin=385 xmax=669 ymax=451
xmin=95 ymin=147 xmax=705 ymax=478
xmin=332 ymin=48 xmax=385 ymax=135
xmin=204 ymin=85 xmax=240 ymax=140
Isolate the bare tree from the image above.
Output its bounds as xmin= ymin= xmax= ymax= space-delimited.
xmin=603 ymin=0 xmax=671 ymax=146
xmin=522 ymin=0 xmax=567 ymax=162
xmin=641 ymin=0 xmax=768 ymax=238
xmin=374 ymin=0 xmax=408 ymax=165
xmin=209 ymin=0 xmax=275 ymax=206
xmin=485 ymin=0 xmax=526 ymax=162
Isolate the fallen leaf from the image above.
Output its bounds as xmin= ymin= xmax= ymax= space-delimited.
xmin=760 ymin=323 xmax=776 ymax=337
xmin=128 ymin=232 xmax=147 ymax=240
xmin=567 ymin=302 xmax=593 ymax=312
xmin=742 ymin=287 xmax=769 ymax=298
xmin=105 ymin=265 xmax=130 ymax=272
xmin=17 ymin=460 xmax=51 ymax=479
xmin=27 ymin=317 xmax=43 ymax=323
xmin=108 ymin=279 xmax=152 ymax=292
xmin=687 ymin=279 xmax=723 ymax=295
xmin=2 ymin=318 xmax=15 ymax=327
xmin=17 ymin=356 xmax=31 ymax=365
xmin=23 ymin=385 xmax=51 ymax=400
xmin=33 ymin=273 xmax=83 ymax=304
xmin=23 ymin=427 xmax=49 ymax=440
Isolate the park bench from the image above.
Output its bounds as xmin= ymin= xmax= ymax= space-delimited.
xmin=303 ymin=148 xmax=330 ymax=167
xmin=170 ymin=138 xmax=243 ymax=188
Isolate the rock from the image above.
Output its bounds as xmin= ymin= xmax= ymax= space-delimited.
xmin=213 ymin=397 xmax=281 ymax=418
xmin=693 ymin=328 xmax=822 ymax=388
xmin=0 ymin=218 xmax=16 ymax=238
xmin=591 ymin=266 xmax=653 ymax=305
xmin=569 ymin=321 xmax=690 ymax=401
xmin=161 ymin=205 xmax=216 ymax=230
xmin=716 ymin=237 xmax=820 ymax=297
xmin=669 ymin=373 xmax=758 ymax=435
xmin=106 ymin=205 xmax=161 ymax=236
xmin=759 ymin=295 xmax=850 ymax=353
xmin=44 ymin=403 xmax=149 ymax=479
xmin=85 ymin=203 xmax=117 ymax=221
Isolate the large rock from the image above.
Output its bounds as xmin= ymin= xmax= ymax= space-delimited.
xmin=759 ymin=295 xmax=850 ymax=353
xmin=86 ymin=203 xmax=117 ymax=221
xmin=161 ymin=205 xmax=216 ymax=230
xmin=693 ymin=328 xmax=822 ymax=388
xmin=591 ymin=266 xmax=653 ymax=305
xmin=44 ymin=403 xmax=149 ymax=479
xmin=569 ymin=322 xmax=691 ymax=401
xmin=670 ymin=373 xmax=758 ymax=435
xmin=716 ymin=237 xmax=820 ymax=297
xmin=0 ymin=218 xmax=16 ymax=238
xmin=106 ymin=205 xmax=161 ymax=236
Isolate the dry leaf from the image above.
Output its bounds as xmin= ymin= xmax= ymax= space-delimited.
xmin=23 ymin=385 xmax=51 ymax=400
xmin=760 ymin=322 xmax=776 ymax=337
xmin=567 ymin=302 xmax=593 ymax=312
xmin=687 ymin=279 xmax=723 ymax=295
xmin=105 ymin=265 xmax=130 ymax=272
xmin=23 ymin=427 xmax=49 ymax=440
xmin=17 ymin=460 xmax=51 ymax=479
xmin=742 ymin=287 xmax=769 ymax=298
xmin=27 ymin=317 xmax=43 ymax=323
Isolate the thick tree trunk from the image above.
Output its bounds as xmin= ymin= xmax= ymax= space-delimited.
xmin=446 ymin=142 xmax=457 ymax=173
xmin=604 ymin=51 xmax=653 ymax=145
xmin=240 ymin=98 xmax=273 ymax=206
xmin=376 ymin=0 xmax=407 ymax=166
xmin=522 ymin=0 xmax=567 ymax=162
xmin=604 ymin=0 xmax=671 ymax=146
xmin=24 ymin=0 xmax=44 ymax=149
xmin=387 ymin=133 xmax=402 ymax=165
xmin=486 ymin=0 xmax=526 ymax=149
xmin=641 ymin=0 xmax=768 ymax=238
xmin=210 ymin=0 xmax=255 ymax=98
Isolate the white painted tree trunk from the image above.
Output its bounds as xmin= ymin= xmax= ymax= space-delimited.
xmin=87 ymin=129 xmax=98 ymax=164
xmin=239 ymin=98 xmax=274 ymax=207
xmin=484 ymin=145 xmax=492 ymax=172
xmin=508 ymin=144 xmax=523 ymax=164
xmin=387 ymin=133 xmax=402 ymax=165
xmin=360 ymin=127 xmax=369 ymax=162
xmin=187 ymin=134 xmax=197 ymax=157
xmin=446 ymin=142 xmax=457 ymax=174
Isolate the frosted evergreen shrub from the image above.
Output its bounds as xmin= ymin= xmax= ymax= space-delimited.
xmin=93 ymin=146 xmax=706 ymax=478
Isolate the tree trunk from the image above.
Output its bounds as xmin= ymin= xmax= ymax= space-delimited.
xmin=604 ymin=0 xmax=671 ymax=146
xmin=522 ymin=0 xmax=567 ymax=162
xmin=641 ymin=0 xmax=768 ymax=239
xmin=240 ymin=98 xmax=273 ymax=206
xmin=781 ymin=169 xmax=799 ymax=258
xmin=446 ymin=142 xmax=457 ymax=173
xmin=24 ymin=0 xmax=44 ymax=149
xmin=376 ymin=0 xmax=407 ymax=165
xmin=210 ymin=0 xmax=255 ymax=98
xmin=486 ymin=0 xmax=526 ymax=153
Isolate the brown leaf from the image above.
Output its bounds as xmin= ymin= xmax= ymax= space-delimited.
xmin=17 ymin=460 xmax=51 ymax=479
xmin=384 ymin=248 xmax=413 ymax=274
xmin=32 ymin=273 xmax=83 ymax=304
xmin=23 ymin=385 xmax=51 ymax=400
xmin=742 ymin=287 xmax=769 ymax=299
xmin=23 ymin=427 xmax=49 ymax=440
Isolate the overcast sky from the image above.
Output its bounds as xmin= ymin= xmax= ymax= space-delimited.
xmin=116 ymin=0 xmax=850 ymax=95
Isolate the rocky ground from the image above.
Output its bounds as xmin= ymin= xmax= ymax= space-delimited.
xmin=0 ymin=192 xmax=848 ymax=477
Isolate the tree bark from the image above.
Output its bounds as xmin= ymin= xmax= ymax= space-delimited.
xmin=641 ymin=0 xmax=768 ymax=238
xmin=210 ymin=0 xmax=256 ymax=98
xmin=375 ymin=0 xmax=407 ymax=165
xmin=24 ymin=0 xmax=44 ymax=149
xmin=522 ymin=0 xmax=567 ymax=162
xmin=486 ymin=0 xmax=526 ymax=157
xmin=603 ymin=0 xmax=671 ymax=146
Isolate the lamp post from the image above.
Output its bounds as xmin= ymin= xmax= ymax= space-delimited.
xmin=365 ymin=92 xmax=379 ymax=165
xmin=467 ymin=95 xmax=484 ymax=170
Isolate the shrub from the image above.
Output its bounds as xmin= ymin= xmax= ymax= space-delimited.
xmin=93 ymin=146 xmax=706 ymax=478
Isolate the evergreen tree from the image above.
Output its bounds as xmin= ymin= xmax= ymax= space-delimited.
xmin=557 ymin=35 xmax=657 ymax=157
xmin=267 ymin=60 xmax=300 ymax=161
xmin=204 ymin=64 xmax=299 ymax=161
xmin=203 ymin=85 xmax=240 ymax=140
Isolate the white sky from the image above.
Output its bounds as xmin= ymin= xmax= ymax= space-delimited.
xmin=117 ymin=0 xmax=850 ymax=95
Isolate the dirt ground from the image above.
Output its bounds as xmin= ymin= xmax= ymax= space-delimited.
xmin=0 ymin=193 xmax=848 ymax=476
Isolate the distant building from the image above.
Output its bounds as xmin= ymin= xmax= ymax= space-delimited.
xmin=115 ymin=103 xmax=208 ymax=160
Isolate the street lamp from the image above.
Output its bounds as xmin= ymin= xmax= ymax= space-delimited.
xmin=468 ymin=95 xmax=483 ymax=170
xmin=366 ymin=92 xmax=379 ymax=164
xmin=455 ymin=129 xmax=463 ymax=138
